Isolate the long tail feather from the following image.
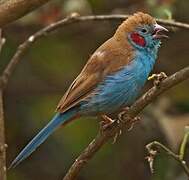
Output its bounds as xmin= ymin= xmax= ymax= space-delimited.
xmin=9 ymin=108 xmax=78 ymax=169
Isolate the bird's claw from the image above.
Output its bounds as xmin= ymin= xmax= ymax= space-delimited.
xmin=100 ymin=114 xmax=122 ymax=144
xmin=115 ymin=116 xmax=140 ymax=143
xmin=100 ymin=112 xmax=140 ymax=144
xmin=127 ymin=116 xmax=141 ymax=131
xmin=99 ymin=120 xmax=114 ymax=131
xmin=118 ymin=107 xmax=140 ymax=130
xmin=118 ymin=107 xmax=130 ymax=123
xmin=148 ymin=72 xmax=167 ymax=86
xmin=100 ymin=115 xmax=115 ymax=131
xmin=112 ymin=128 xmax=122 ymax=144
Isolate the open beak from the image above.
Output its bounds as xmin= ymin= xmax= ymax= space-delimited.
xmin=153 ymin=23 xmax=169 ymax=39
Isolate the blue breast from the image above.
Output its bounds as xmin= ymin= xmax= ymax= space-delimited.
xmin=80 ymin=49 xmax=158 ymax=115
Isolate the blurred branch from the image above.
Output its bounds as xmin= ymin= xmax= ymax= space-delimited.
xmin=0 ymin=91 xmax=6 ymax=180
xmin=63 ymin=67 xmax=189 ymax=180
xmin=179 ymin=126 xmax=189 ymax=160
xmin=69 ymin=14 xmax=189 ymax=30
xmin=1 ymin=13 xmax=189 ymax=89
xmin=146 ymin=139 xmax=189 ymax=176
xmin=0 ymin=30 xmax=7 ymax=180
xmin=0 ymin=30 xmax=5 ymax=53
xmin=0 ymin=0 xmax=52 ymax=27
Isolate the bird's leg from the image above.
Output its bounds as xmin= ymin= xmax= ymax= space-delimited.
xmin=127 ymin=116 xmax=141 ymax=131
xmin=118 ymin=107 xmax=130 ymax=123
xmin=148 ymin=72 xmax=167 ymax=86
xmin=100 ymin=114 xmax=114 ymax=130
xmin=118 ymin=107 xmax=141 ymax=131
xmin=100 ymin=115 xmax=122 ymax=144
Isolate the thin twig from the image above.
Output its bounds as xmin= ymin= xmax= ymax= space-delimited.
xmin=0 ymin=29 xmax=7 ymax=180
xmin=0 ymin=90 xmax=6 ymax=180
xmin=63 ymin=67 xmax=189 ymax=180
xmin=1 ymin=14 xmax=189 ymax=89
xmin=179 ymin=126 xmax=189 ymax=160
xmin=0 ymin=30 xmax=5 ymax=53
xmin=146 ymin=141 xmax=189 ymax=176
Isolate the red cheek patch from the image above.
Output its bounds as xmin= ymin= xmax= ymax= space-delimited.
xmin=130 ymin=32 xmax=146 ymax=47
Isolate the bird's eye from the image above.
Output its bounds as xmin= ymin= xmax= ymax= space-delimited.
xmin=141 ymin=28 xmax=148 ymax=34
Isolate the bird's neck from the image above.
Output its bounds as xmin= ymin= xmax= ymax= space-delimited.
xmin=136 ymin=41 xmax=160 ymax=66
xmin=134 ymin=44 xmax=159 ymax=77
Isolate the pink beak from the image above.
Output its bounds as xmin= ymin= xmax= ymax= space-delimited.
xmin=153 ymin=23 xmax=169 ymax=39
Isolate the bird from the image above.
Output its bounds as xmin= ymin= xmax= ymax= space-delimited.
xmin=10 ymin=12 xmax=168 ymax=168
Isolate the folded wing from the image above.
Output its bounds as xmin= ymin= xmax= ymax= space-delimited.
xmin=56 ymin=38 xmax=133 ymax=113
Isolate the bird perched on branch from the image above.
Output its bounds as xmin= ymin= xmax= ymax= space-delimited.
xmin=10 ymin=12 xmax=168 ymax=168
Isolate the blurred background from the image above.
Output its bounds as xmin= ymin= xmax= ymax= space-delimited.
xmin=1 ymin=0 xmax=189 ymax=179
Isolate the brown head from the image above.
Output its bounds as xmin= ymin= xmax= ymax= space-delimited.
xmin=114 ymin=12 xmax=168 ymax=50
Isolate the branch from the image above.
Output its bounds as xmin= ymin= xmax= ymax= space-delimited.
xmin=1 ymin=14 xmax=189 ymax=89
xmin=179 ymin=126 xmax=189 ymax=160
xmin=0 ymin=29 xmax=7 ymax=180
xmin=0 ymin=0 xmax=52 ymax=27
xmin=0 ymin=90 xmax=7 ymax=180
xmin=0 ymin=30 xmax=5 ymax=53
xmin=62 ymin=66 xmax=189 ymax=180
xmin=146 ymin=140 xmax=189 ymax=176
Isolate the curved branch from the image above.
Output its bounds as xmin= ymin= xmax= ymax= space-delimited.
xmin=63 ymin=66 xmax=189 ymax=180
xmin=0 ymin=0 xmax=51 ymax=27
xmin=1 ymin=14 xmax=189 ymax=89
xmin=146 ymin=141 xmax=189 ymax=176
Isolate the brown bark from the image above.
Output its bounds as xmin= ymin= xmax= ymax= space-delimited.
xmin=0 ymin=0 xmax=51 ymax=27
xmin=0 ymin=90 xmax=6 ymax=180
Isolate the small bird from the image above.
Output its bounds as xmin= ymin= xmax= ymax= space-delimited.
xmin=10 ymin=12 xmax=168 ymax=168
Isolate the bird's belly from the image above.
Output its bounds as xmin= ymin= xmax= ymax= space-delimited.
xmin=80 ymin=60 xmax=150 ymax=115
xmin=81 ymin=81 xmax=141 ymax=115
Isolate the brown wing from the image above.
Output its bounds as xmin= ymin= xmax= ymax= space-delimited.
xmin=56 ymin=51 xmax=105 ymax=113
xmin=56 ymin=37 xmax=134 ymax=113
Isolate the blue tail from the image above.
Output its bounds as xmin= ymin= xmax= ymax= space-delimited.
xmin=9 ymin=108 xmax=78 ymax=169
